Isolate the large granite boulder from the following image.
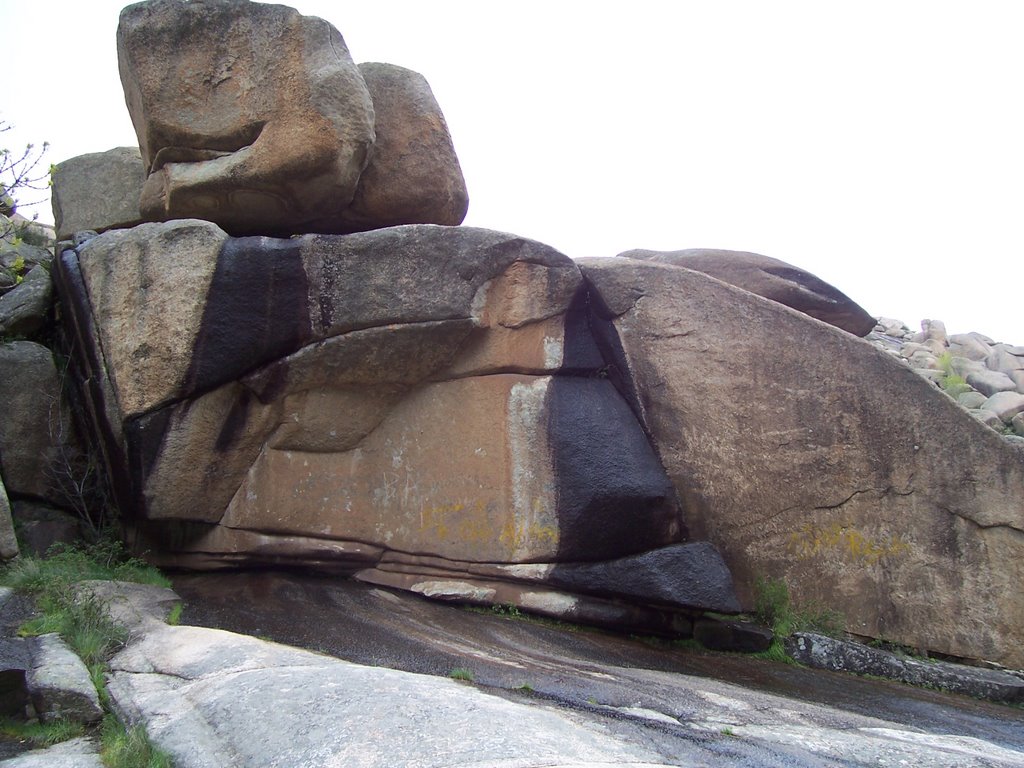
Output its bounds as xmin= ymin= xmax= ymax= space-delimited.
xmin=50 ymin=147 xmax=146 ymax=240
xmin=579 ymin=256 xmax=1024 ymax=667
xmin=336 ymin=63 xmax=469 ymax=233
xmin=55 ymin=222 xmax=738 ymax=626
xmin=117 ymin=0 xmax=375 ymax=236
xmin=617 ymin=248 xmax=876 ymax=336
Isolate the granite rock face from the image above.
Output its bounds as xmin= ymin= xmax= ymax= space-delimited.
xmin=117 ymin=0 xmax=375 ymax=236
xmin=51 ymin=147 xmax=146 ymax=240
xmin=56 ymin=222 xmax=738 ymax=623
xmin=337 ymin=62 xmax=469 ymax=233
xmin=617 ymin=248 xmax=876 ymax=336
xmin=580 ymin=256 xmax=1024 ymax=667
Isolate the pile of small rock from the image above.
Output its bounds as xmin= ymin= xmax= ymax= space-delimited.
xmin=869 ymin=317 xmax=1024 ymax=441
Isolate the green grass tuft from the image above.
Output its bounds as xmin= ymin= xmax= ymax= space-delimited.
xmin=448 ymin=667 xmax=474 ymax=682
xmin=0 ymin=717 xmax=85 ymax=746
xmin=100 ymin=714 xmax=172 ymax=768
xmin=165 ymin=603 xmax=183 ymax=626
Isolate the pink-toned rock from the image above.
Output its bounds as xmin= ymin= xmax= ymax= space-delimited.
xmin=617 ymin=248 xmax=875 ymax=336
xmin=580 ymin=255 xmax=1024 ymax=668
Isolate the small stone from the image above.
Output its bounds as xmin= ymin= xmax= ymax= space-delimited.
xmin=912 ymin=368 xmax=944 ymax=384
xmin=971 ymin=409 xmax=1004 ymax=430
xmin=1012 ymin=412 xmax=1024 ymax=437
xmin=957 ymin=391 xmax=987 ymax=409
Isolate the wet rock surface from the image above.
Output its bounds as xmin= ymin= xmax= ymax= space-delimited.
xmin=172 ymin=571 xmax=1024 ymax=767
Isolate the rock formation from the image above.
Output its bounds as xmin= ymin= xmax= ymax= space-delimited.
xmin=116 ymin=0 xmax=467 ymax=236
xmin=14 ymin=0 xmax=1021 ymax=671
xmin=54 ymin=222 xmax=740 ymax=630
xmin=580 ymin=256 xmax=1024 ymax=667
xmin=617 ymin=248 xmax=876 ymax=336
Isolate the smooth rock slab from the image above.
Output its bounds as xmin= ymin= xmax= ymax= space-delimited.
xmin=0 ymin=737 xmax=103 ymax=768
xmin=785 ymin=633 xmax=1024 ymax=704
xmin=27 ymin=634 xmax=102 ymax=724
xmin=106 ymin=624 xmax=674 ymax=768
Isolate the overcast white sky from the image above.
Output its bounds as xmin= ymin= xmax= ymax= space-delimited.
xmin=3 ymin=1 xmax=1023 ymax=342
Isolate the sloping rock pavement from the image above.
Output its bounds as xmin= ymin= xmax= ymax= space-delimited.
xmin=168 ymin=572 xmax=1024 ymax=767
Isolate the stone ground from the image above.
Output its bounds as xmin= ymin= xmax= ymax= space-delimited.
xmin=169 ymin=571 xmax=1024 ymax=767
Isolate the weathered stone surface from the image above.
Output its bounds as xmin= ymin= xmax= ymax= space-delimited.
xmin=0 ymin=478 xmax=16 ymax=560
xmin=51 ymin=147 xmax=146 ymax=240
xmin=59 ymin=223 xmax=734 ymax=619
xmin=1014 ymin=412 xmax=1024 ymax=437
xmin=981 ymin=391 xmax=1024 ymax=424
xmin=0 ymin=342 xmax=70 ymax=500
xmin=966 ymin=368 xmax=1017 ymax=397
xmin=785 ymin=633 xmax=1024 ymax=704
xmin=972 ymin=409 xmax=1005 ymax=430
xmin=73 ymin=219 xmax=227 ymax=418
xmin=920 ymin=318 xmax=947 ymax=344
xmin=0 ymin=266 xmax=52 ymax=339
xmin=580 ymin=256 xmax=1024 ymax=667
xmin=28 ymin=634 xmax=103 ymax=724
xmin=117 ymin=0 xmax=375 ymax=235
xmin=617 ymin=248 xmax=875 ymax=336
xmin=211 ymin=374 xmax=679 ymax=563
xmin=0 ymin=736 xmax=103 ymax=768
xmin=106 ymin=624 xmax=675 ymax=768
xmin=336 ymin=63 xmax=469 ymax=232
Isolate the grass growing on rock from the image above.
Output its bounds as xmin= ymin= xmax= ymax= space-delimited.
xmin=100 ymin=714 xmax=172 ymax=768
xmin=0 ymin=717 xmax=85 ymax=747
xmin=1 ymin=538 xmax=175 ymax=765
xmin=751 ymin=576 xmax=845 ymax=663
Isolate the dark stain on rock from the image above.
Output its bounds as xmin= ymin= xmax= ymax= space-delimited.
xmin=123 ymin=405 xmax=175 ymax=508
xmin=548 ymin=377 xmax=683 ymax=562
xmin=52 ymin=248 xmax=132 ymax=514
xmin=582 ymin=279 xmax=647 ymax=431
xmin=185 ymin=236 xmax=311 ymax=397
xmin=560 ymin=285 xmax=605 ymax=373
xmin=214 ymin=389 xmax=252 ymax=452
